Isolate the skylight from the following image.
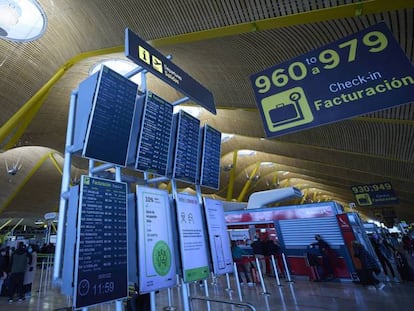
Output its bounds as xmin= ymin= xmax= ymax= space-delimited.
xmin=0 ymin=0 xmax=47 ymax=42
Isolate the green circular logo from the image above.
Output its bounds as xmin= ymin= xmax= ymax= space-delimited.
xmin=152 ymin=240 xmax=171 ymax=276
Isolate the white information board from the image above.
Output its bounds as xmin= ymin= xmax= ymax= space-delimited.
xmin=136 ymin=186 xmax=177 ymax=293
xmin=176 ymin=193 xmax=210 ymax=282
xmin=203 ymin=198 xmax=234 ymax=275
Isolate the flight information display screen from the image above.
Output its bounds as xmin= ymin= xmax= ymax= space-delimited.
xmin=135 ymin=91 xmax=173 ymax=176
xmin=200 ymin=125 xmax=221 ymax=189
xmin=172 ymin=110 xmax=200 ymax=184
xmin=83 ymin=66 xmax=138 ymax=166
xmin=74 ymin=176 xmax=128 ymax=309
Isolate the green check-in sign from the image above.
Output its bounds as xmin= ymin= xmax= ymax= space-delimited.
xmin=250 ymin=22 xmax=414 ymax=137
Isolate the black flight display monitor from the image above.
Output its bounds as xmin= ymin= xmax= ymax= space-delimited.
xmin=82 ymin=65 xmax=138 ymax=167
xmin=74 ymin=176 xmax=128 ymax=309
xmin=199 ymin=125 xmax=222 ymax=189
xmin=135 ymin=91 xmax=173 ymax=176
xmin=171 ymin=110 xmax=201 ymax=184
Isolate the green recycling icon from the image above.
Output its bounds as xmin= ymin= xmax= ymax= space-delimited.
xmin=152 ymin=240 xmax=171 ymax=276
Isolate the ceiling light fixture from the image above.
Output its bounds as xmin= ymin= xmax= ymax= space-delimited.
xmin=5 ymin=156 xmax=22 ymax=175
xmin=221 ymin=133 xmax=234 ymax=143
xmin=89 ymin=58 xmax=142 ymax=85
xmin=173 ymin=106 xmax=201 ymax=117
xmin=0 ymin=0 xmax=47 ymax=42
xmin=238 ymin=149 xmax=256 ymax=157
xmin=260 ymin=162 xmax=274 ymax=167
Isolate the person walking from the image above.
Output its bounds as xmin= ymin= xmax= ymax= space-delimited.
xmin=352 ymin=240 xmax=385 ymax=290
xmin=8 ymin=242 xmax=32 ymax=303
xmin=370 ymin=235 xmax=399 ymax=282
xmin=312 ymin=234 xmax=335 ymax=280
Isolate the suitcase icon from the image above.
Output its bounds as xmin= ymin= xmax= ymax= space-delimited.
xmin=269 ymin=92 xmax=303 ymax=126
xmin=261 ymin=87 xmax=313 ymax=133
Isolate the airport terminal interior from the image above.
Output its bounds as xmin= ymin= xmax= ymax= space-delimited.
xmin=0 ymin=0 xmax=414 ymax=310
xmin=0 ymin=263 xmax=414 ymax=310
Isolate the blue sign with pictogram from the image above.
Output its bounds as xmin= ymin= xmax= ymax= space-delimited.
xmin=125 ymin=28 xmax=216 ymax=115
xmin=350 ymin=181 xmax=398 ymax=206
xmin=250 ymin=22 xmax=414 ymax=138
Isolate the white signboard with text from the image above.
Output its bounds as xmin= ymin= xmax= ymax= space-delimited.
xmin=176 ymin=193 xmax=210 ymax=282
xmin=136 ymin=186 xmax=177 ymax=293
xmin=203 ymin=198 xmax=233 ymax=275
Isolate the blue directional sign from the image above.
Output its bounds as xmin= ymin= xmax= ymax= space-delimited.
xmin=250 ymin=22 xmax=414 ymax=138
xmin=125 ymin=28 xmax=216 ymax=115
xmin=350 ymin=181 xmax=399 ymax=206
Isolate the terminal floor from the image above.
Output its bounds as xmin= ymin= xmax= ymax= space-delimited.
xmin=1 ymin=274 xmax=414 ymax=311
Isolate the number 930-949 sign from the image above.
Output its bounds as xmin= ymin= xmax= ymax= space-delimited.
xmin=250 ymin=22 xmax=414 ymax=138
xmin=350 ymin=182 xmax=398 ymax=207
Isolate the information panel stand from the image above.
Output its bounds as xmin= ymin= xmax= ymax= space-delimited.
xmin=55 ymin=29 xmax=218 ymax=311
xmin=73 ymin=175 xmax=128 ymax=309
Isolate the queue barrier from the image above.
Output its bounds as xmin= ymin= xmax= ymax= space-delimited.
xmin=235 ymin=254 xmax=289 ymax=282
xmin=38 ymin=254 xmax=54 ymax=296
xmin=189 ymin=295 xmax=257 ymax=311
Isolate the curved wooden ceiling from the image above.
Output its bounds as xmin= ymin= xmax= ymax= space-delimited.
xmin=0 ymin=0 xmax=413 ymax=227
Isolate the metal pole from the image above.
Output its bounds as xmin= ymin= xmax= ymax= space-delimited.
xmin=210 ymin=271 xmax=217 ymax=285
xmin=89 ymin=163 xmax=115 ymax=174
xmin=150 ymin=291 xmax=156 ymax=311
xmin=39 ymin=261 xmax=45 ymax=296
xmin=54 ymin=90 xmax=77 ymax=281
xmin=195 ymin=184 xmax=211 ymax=311
xmin=189 ymin=296 xmax=257 ymax=311
xmin=43 ymin=257 xmax=49 ymax=293
xmin=225 ymin=273 xmax=232 ymax=292
xmin=171 ymin=97 xmax=190 ymax=106
xmin=271 ymin=255 xmax=282 ymax=286
xmin=165 ymin=287 xmax=176 ymax=310
xmin=255 ymin=257 xmax=270 ymax=295
xmin=282 ymin=253 xmax=292 ymax=282
xmin=203 ymin=279 xmax=211 ymax=311
xmin=181 ymin=279 xmax=191 ymax=311
xmin=171 ymin=180 xmax=190 ymax=311
xmin=233 ymin=262 xmax=243 ymax=301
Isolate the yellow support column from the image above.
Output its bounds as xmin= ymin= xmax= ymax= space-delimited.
xmin=237 ymin=162 xmax=260 ymax=202
xmin=49 ymin=153 xmax=63 ymax=176
xmin=226 ymin=150 xmax=238 ymax=201
xmin=300 ymin=189 xmax=309 ymax=204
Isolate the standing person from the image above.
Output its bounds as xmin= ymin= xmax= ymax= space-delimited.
xmin=312 ymin=234 xmax=335 ymax=280
xmin=352 ymin=240 xmax=385 ymax=290
xmin=307 ymin=244 xmax=323 ymax=282
xmin=23 ymin=244 xmax=38 ymax=298
xmin=0 ymin=247 xmax=8 ymax=294
xmin=8 ymin=242 xmax=32 ymax=303
xmin=251 ymin=236 xmax=266 ymax=275
xmin=231 ymin=241 xmax=252 ymax=285
xmin=263 ymin=238 xmax=281 ymax=276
